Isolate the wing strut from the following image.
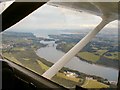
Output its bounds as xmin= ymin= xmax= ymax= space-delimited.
xmin=42 ymin=16 xmax=114 ymax=80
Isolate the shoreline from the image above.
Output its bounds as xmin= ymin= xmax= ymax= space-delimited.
xmin=36 ymin=45 xmax=119 ymax=71
xmin=35 ymin=48 xmax=118 ymax=85
xmin=76 ymin=55 xmax=119 ymax=70
xmin=56 ymin=48 xmax=119 ymax=70
xmin=35 ymin=42 xmax=118 ymax=82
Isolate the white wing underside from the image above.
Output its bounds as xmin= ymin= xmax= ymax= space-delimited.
xmin=48 ymin=2 xmax=118 ymax=21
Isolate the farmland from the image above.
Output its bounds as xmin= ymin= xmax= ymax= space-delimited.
xmin=55 ymin=33 xmax=119 ymax=69
xmin=2 ymin=31 xmax=117 ymax=88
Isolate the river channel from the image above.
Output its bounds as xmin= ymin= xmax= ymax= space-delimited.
xmin=36 ymin=40 xmax=118 ymax=82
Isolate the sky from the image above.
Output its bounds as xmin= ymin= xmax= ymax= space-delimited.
xmin=6 ymin=3 xmax=118 ymax=32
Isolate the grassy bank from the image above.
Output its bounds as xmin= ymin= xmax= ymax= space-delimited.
xmin=56 ymin=43 xmax=119 ymax=69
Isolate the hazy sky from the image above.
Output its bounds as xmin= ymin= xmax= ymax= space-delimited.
xmin=6 ymin=4 xmax=118 ymax=32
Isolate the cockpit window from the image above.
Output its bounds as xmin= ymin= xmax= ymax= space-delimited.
xmin=2 ymin=3 xmax=119 ymax=89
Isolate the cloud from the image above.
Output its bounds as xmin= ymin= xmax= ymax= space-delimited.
xmin=6 ymin=4 xmax=118 ymax=32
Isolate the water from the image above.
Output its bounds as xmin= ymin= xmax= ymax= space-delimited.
xmin=36 ymin=40 xmax=118 ymax=82
xmin=34 ymin=30 xmax=66 ymax=38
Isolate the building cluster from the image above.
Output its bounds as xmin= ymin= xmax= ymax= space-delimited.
xmin=64 ymin=71 xmax=78 ymax=78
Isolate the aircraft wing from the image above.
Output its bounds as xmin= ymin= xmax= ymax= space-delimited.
xmin=48 ymin=1 xmax=118 ymax=21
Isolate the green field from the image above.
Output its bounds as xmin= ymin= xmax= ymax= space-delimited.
xmin=104 ymin=52 xmax=119 ymax=60
xmin=3 ymin=53 xmax=22 ymax=65
xmin=82 ymin=78 xmax=109 ymax=88
xmin=57 ymin=42 xmax=119 ymax=66
xmin=95 ymin=50 xmax=108 ymax=56
xmin=3 ymin=48 xmax=85 ymax=88
xmin=12 ymin=47 xmax=25 ymax=51
xmin=37 ymin=60 xmax=49 ymax=71
xmin=77 ymin=52 xmax=100 ymax=62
